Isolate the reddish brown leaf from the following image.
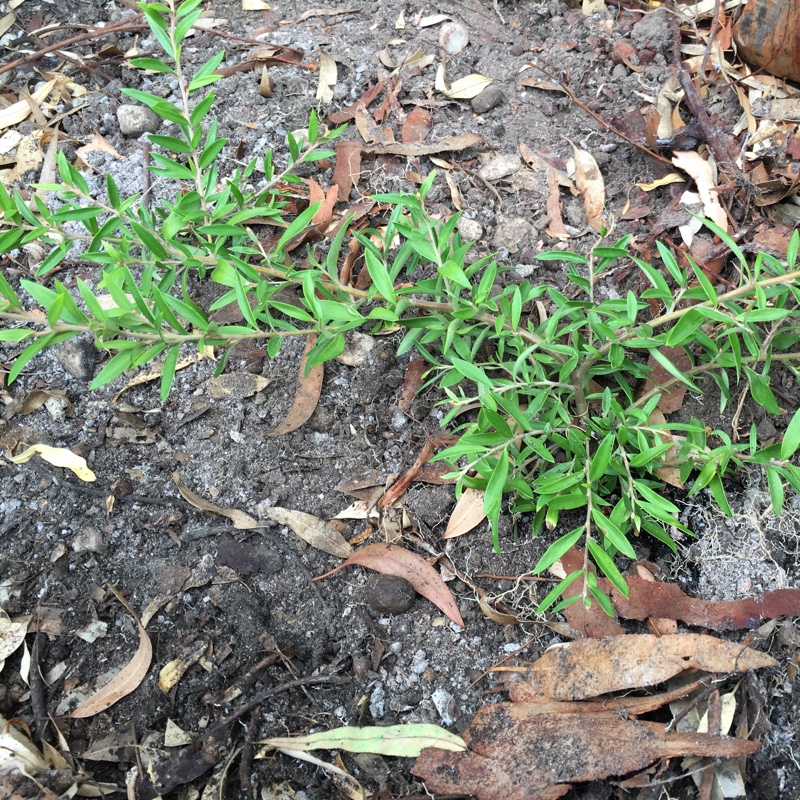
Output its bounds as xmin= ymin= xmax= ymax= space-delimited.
xmin=377 ymin=441 xmax=435 ymax=510
xmin=413 ymin=702 xmax=760 ymax=800
xmin=545 ymin=170 xmax=568 ymax=237
xmin=332 ymin=141 xmax=362 ymax=202
xmin=354 ymin=103 xmax=395 ymax=146
xmin=308 ymin=178 xmax=338 ymax=231
xmin=268 ymin=335 xmax=323 ymax=436
xmin=401 ymin=107 xmax=432 ymax=143
xmin=328 ymin=80 xmax=386 ymax=124
xmin=361 ymin=133 xmax=483 ymax=157
xmin=639 ymin=345 xmax=692 ymax=414
xmin=398 ymin=354 xmax=427 ymax=413
xmin=318 ymin=543 xmax=464 ymax=627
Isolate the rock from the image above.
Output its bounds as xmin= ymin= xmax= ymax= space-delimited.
xmin=471 ymin=83 xmax=505 ymax=115
xmin=56 ymin=338 xmax=97 ymax=380
xmin=336 ymin=332 xmax=376 ymax=367
xmin=478 ymin=153 xmax=521 ymax=182
xmin=431 ymin=688 xmax=458 ymax=726
xmin=631 ymin=7 xmax=670 ymax=51
xmin=72 ymin=526 xmax=105 ymax=554
xmin=366 ymin=575 xmax=416 ymax=615
xmin=493 ymin=217 xmax=537 ymax=254
xmin=439 ymin=22 xmax=469 ymax=55
xmin=117 ymin=104 xmax=161 ymax=137
xmin=456 ymin=217 xmax=483 ymax=242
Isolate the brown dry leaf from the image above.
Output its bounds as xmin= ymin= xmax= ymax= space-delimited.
xmin=75 ymin=131 xmax=122 ymax=162
xmin=397 ymin=354 xmax=427 ymax=413
xmin=435 ymin=64 xmax=491 ymax=99
xmin=172 ymin=472 xmax=259 ymax=529
xmin=111 ymin=351 xmax=205 ymax=402
xmin=320 ymin=543 xmax=464 ymax=627
xmin=9 ymin=387 xmax=73 ymax=417
xmin=401 ymin=107 xmax=432 ymax=144
xmin=362 ymin=133 xmax=482 ymax=157
xmin=354 ymin=103 xmax=395 ymax=146
xmin=477 ymin=589 xmax=518 ymax=625
xmin=279 ymin=7 xmax=359 ymax=25
xmin=329 ymin=80 xmax=386 ymax=124
xmin=413 ymin=701 xmax=761 ymax=800
xmin=672 ymin=150 xmax=729 ymax=232
xmin=545 ymin=169 xmax=568 ymax=237
xmin=268 ymin=335 xmax=324 ymax=436
xmin=259 ymin=65 xmax=274 ymax=98
xmin=266 ymin=507 xmax=354 ymax=558
xmin=158 ymin=639 xmax=208 ymax=692
xmin=70 ymin=586 xmax=152 ymax=718
xmin=443 ymin=488 xmax=485 ymax=538
xmin=316 ymin=50 xmax=337 ymax=103
xmin=523 ymin=634 xmax=776 ymax=702
xmin=0 ymin=614 xmax=27 ymax=664
xmin=206 ymin=372 xmax=271 ymax=401
xmin=570 ymin=142 xmax=605 ymax=231
xmin=377 ymin=441 xmax=435 ymax=510
xmin=333 ymin=140 xmax=362 ymax=201
xmin=309 ymin=178 xmax=338 ymax=230
xmin=0 ymin=79 xmax=55 ymax=132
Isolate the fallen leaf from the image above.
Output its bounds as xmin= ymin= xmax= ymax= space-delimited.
xmin=316 ymin=50 xmax=337 ymax=103
xmin=672 ymin=150 xmax=729 ymax=232
xmin=75 ymin=131 xmax=122 ymax=162
xmin=333 ymin=140 xmax=362 ymax=201
xmin=377 ymin=440 xmax=435 ymax=509
xmin=317 ymin=543 xmax=464 ymax=627
xmin=242 ymin=0 xmax=270 ymax=8
xmin=70 ymin=586 xmax=152 ymax=718
xmin=398 ymin=354 xmax=428 ymax=413
xmin=172 ymin=472 xmax=259 ymax=529
xmin=523 ymin=634 xmax=776 ymax=702
xmin=258 ymin=724 xmax=465 ymax=757
xmin=362 ymin=133 xmax=482 ymax=157
xmin=158 ymin=640 xmax=208 ymax=692
xmin=7 ymin=443 xmax=96 ymax=482
xmin=0 ymin=714 xmax=49 ymax=774
xmin=413 ymin=701 xmax=761 ymax=800
xmin=435 ymin=64 xmax=491 ymax=99
xmin=328 ymin=80 xmax=386 ymax=124
xmin=268 ymin=335 xmax=324 ymax=436
xmin=354 ymin=103 xmax=395 ymax=146
xmin=206 ymin=372 xmax=271 ymax=400
xmin=648 ymin=407 xmax=684 ymax=488
xmin=0 ymin=80 xmax=56 ymax=132
xmin=266 ymin=507 xmax=354 ymax=558
xmin=443 ymin=488 xmax=486 ymax=538
xmin=164 ymin=719 xmax=193 ymax=747
xmin=570 ymin=142 xmax=606 ymax=231
xmin=0 ymin=615 xmax=27 ymax=664
xmin=401 ymin=106 xmax=432 ymax=143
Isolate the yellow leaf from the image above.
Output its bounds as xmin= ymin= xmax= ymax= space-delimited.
xmin=7 ymin=443 xmax=96 ymax=482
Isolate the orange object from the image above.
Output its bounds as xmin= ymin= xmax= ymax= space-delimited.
xmin=733 ymin=0 xmax=800 ymax=82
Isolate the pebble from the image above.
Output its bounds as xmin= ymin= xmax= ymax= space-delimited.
xmin=431 ymin=688 xmax=458 ymax=726
xmin=440 ymin=22 xmax=469 ymax=55
xmin=72 ymin=526 xmax=105 ymax=554
xmin=366 ymin=575 xmax=416 ymax=615
xmin=56 ymin=338 xmax=97 ymax=380
xmin=336 ymin=332 xmax=376 ymax=367
xmin=457 ymin=217 xmax=483 ymax=242
xmin=471 ymin=83 xmax=505 ymax=115
xmin=493 ymin=217 xmax=537 ymax=254
xmin=116 ymin=104 xmax=161 ymax=137
xmin=478 ymin=153 xmax=521 ymax=182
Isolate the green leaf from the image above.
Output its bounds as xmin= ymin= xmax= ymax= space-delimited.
xmin=587 ymin=538 xmax=628 ymax=597
xmin=535 ymin=570 xmax=583 ymax=614
xmin=90 ymin=349 xmax=135 ymax=390
xmin=781 ymin=406 xmax=800 ymax=459
xmin=532 ymin=526 xmax=585 ymax=574
xmin=129 ymin=57 xmax=175 ymax=74
xmin=365 ymin=249 xmax=397 ymax=303
xmin=0 ymin=329 xmax=33 ymax=342
xmin=160 ymin=346 xmax=180 ymax=402
xmin=449 ymin=357 xmax=493 ymax=389
xmin=588 ymin=433 xmax=614 ymax=482
xmin=707 ymin=473 xmax=732 ymax=516
xmin=591 ymin=508 xmax=636 ymax=559
xmin=649 ymin=347 xmax=701 ymax=392
xmin=148 ymin=134 xmax=192 ymax=154
xmin=9 ymin=331 xmax=75 ymax=384
xmin=766 ymin=467 xmax=784 ymax=516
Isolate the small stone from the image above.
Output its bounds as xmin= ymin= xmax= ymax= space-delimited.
xmin=366 ymin=575 xmax=416 ymax=615
xmin=478 ymin=153 xmax=521 ymax=182
xmin=72 ymin=526 xmax=105 ymax=554
xmin=440 ymin=21 xmax=469 ymax=55
xmin=55 ymin=338 xmax=97 ymax=380
xmin=336 ymin=332 xmax=376 ymax=367
xmin=117 ymin=104 xmax=161 ymax=137
xmin=471 ymin=84 xmax=505 ymax=115
xmin=431 ymin=688 xmax=458 ymax=726
xmin=457 ymin=217 xmax=483 ymax=242
xmin=493 ymin=217 xmax=537 ymax=254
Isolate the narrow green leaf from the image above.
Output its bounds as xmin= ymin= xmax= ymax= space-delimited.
xmin=587 ymin=539 xmax=628 ymax=597
xmin=160 ymin=346 xmax=180 ymax=402
xmin=766 ymin=467 xmax=784 ymax=516
xmin=781 ymin=406 xmax=800 ymax=459
xmin=532 ymin=526 xmax=585 ymax=574
xmin=588 ymin=433 xmax=615 ymax=483
xmin=535 ymin=570 xmax=583 ymax=614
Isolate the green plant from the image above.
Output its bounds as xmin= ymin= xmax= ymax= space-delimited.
xmin=3 ymin=1 xmax=800 ymax=615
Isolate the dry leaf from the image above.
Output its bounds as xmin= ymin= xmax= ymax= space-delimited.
xmin=477 ymin=589 xmax=518 ymax=625
xmin=75 ymin=131 xmax=122 ymax=161
xmin=398 ymin=354 xmax=427 ymax=413
xmin=0 ymin=80 xmax=55 ymax=132
xmin=524 ymin=634 xmax=776 ymax=702
xmin=362 ymin=133 xmax=482 ymax=157
xmin=648 ymin=407 xmax=684 ymax=488
xmin=268 ymin=335 xmax=324 ymax=436
xmin=266 ymin=507 xmax=354 ymax=558
xmin=158 ymin=640 xmax=208 ymax=692
xmin=401 ymin=106 xmax=433 ymax=143
xmin=319 ymin=543 xmax=465 ymax=627
xmin=316 ymin=51 xmax=337 ymax=103
xmin=443 ymin=488 xmax=486 ymax=538
xmin=172 ymin=472 xmax=259 ymax=529
xmin=242 ymin=0 xmax=270 ymax=8
xmin=7 ymin=443 xmax=96 ymax=482
xmin=333 ymin=140 xmax=362 ymax=201
xmin=570 ymin=143 xmax=606 ymax=231
xmin=70 ymin=586 xmax=152 ymax=718
xmin=435 ymin=65 xmax=491 ymax=99
xmin=0 ymin=615 xmax=27 ymax=663
xmin=206 ymin=372 xmax=271 ymax=400
xmin=672 ymin=150 xmax=728 ymax=232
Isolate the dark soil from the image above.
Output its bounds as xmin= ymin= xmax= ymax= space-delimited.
xmin=1 ymin=1 xmax=799 ymax=799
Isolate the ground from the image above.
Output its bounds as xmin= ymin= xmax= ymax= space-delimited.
xmin=1 ymin=0 xmax=799 ymax=798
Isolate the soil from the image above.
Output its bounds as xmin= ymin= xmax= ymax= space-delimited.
xmin=1 ymin=1 xmax=799 ymax=799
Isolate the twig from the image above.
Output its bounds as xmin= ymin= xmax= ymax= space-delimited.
xmin=665 ymin=0 xmax=737 ymax=170
xmin=698 ymin=0 xmax=723 ymax=83
xmin=524 ymin=57 xmax=674 ymax=167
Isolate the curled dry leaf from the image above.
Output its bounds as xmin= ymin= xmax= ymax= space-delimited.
xmin=0 ymin=79 xmax=55 ymax=132
xmin=258 ymin=724 xmax=465 ymax=758
xmin=70 ymin=586 xmax=152 ymax=718
xmin=672 ymin=150 xmax=728 ymax=232
xmin=268 ymin=335 xmax=324 ymax=436
xmin=435 ymin=64 xmax=491 ymax=99
xmin=570 ymin=142 xmax=606 ymax=231
xmin=318 ymin=543 xmax=464 ymax=627
xmin=266 ymin=507 xmax=354 ymax=558
xmin=7 ymin=443 xmax=96 ymax=482
xmin=0 ymin=615 xmax=28 ymax=664
xmin=158 ymin=639 xmax=208 ymax=692
xmin=172 ymin=471 xmax=259 ymax=529
xmin=316 ymin=50 xmax=337 ymax=103
xmin=443 ymin=488 xmax=486 ymax=538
